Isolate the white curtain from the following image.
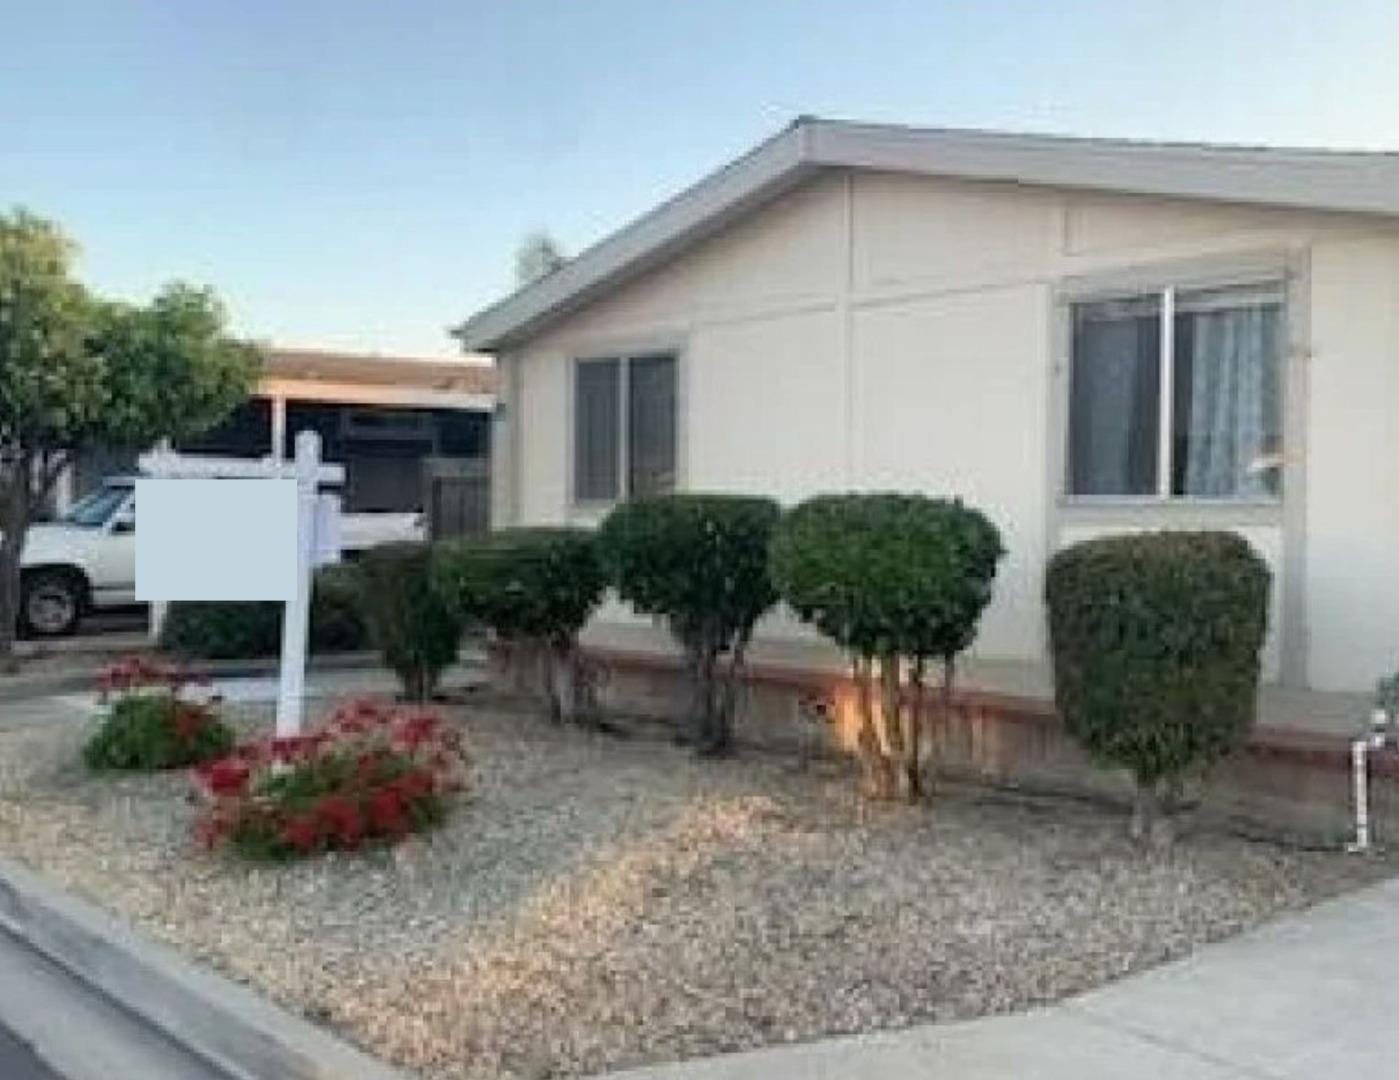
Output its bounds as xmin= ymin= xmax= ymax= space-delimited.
xmin=1181 ymin=303 xmax=1281 ymax=498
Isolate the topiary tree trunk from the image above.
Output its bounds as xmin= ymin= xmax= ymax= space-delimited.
xmin=847 ymin=653 xmax=930 ymax=802
xmin=684 ymin=626 xmax=740 ymax=757
xmin=0 ymin=469 xmax=31 ymax=668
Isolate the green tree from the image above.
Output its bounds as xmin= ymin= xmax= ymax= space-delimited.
xmin=434 ymin=528 xmax=606 ymax=724
xmin=1045 ymin=531 xmax=1270 ymax=844
xmin=0 ymin=209 xmax=261 ymax=661
xmin=770 ymin=494 xmax=1004 ymax=800
xmin=514 ymin=231 xmax=567 ymax=287
xmin=598 ymin=494 xmax=781 ymax=756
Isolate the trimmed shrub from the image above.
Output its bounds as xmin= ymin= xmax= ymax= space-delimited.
xmin=193 ymin=698 xmax=468 ymax=860
xmin=158 ymin=564 xmax=369 ymax=659
xmin=599 ymin=494 xmax=781 ymax=755
xmin=357 ymin=543 xmax=462 ymax=701
xmin=770 ymin=494 xmax=1004 ymax=799
xmin=435 ymin=528 xmax=606 ymax=723
xmin=1044 ymin=530 xmax=1270 ymax=842
xmin=84 ymin=656 xmax=234 ymax=770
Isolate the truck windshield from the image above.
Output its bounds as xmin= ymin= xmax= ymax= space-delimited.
xmin=63 ymin=485 xmax=129 ymax=528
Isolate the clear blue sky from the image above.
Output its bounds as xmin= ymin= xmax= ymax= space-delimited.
xmin=4 ymin=0 xmax=1397 ymax=357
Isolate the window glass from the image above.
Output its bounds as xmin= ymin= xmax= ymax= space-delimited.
xmin=1171 ymin=286 xmax=1283 ymax=498
xmin=627 ymin=354 xmax=677 ymax=497
xmin=63 ymin=484 xmax=129 ymax=528
xmin=1068 ymin=295 xmax=1161 ymax=496
xmin=574 ymin=359 xmax=620 ymax=501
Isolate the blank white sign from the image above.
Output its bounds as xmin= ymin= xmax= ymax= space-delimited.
xmin=136 ymin=478 xmax=298 ymax=602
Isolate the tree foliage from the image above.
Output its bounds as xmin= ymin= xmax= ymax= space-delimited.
xmin=434 ymin=528 xmax=606 ymax=723
xmin=599 ymin=494 xmax=781 ymax=755
xmin=1045 ymin=531 xmax=1270 ymax=843
xmin=357 ymin=543 xmax=462 ymax=702
xmin=514 ymin=231 xmax=567 ymax=286
xmin=770 ymin=494 xmax=1004 ymax=799
xmin=0 ymin=208 xmax=260 ymax=658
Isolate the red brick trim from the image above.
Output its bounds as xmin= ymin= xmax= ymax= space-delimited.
xmin=580 ymin=645 xmax=1391 ymax=778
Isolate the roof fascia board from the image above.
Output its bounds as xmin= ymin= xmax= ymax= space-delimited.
xmin=804 ymin=120 xmax=1399 ymax=218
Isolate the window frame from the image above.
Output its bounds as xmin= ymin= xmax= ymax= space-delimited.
xmin=569 ymin=349 xmax=680 ymax=508
xmin=1059 ymin=273 xmax=1287 ymax=507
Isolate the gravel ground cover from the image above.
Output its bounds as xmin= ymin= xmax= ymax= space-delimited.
xmin=0 ymin=696 xmax=1391 ymax=1080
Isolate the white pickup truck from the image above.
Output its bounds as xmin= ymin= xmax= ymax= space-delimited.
xmin=17 ymin=477 xmax=425 ymax=636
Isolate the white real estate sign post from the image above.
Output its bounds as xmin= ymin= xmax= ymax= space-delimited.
xmin=137 ymin=431 xmax=344 ymax=737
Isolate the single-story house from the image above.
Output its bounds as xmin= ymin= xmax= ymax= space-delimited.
xmin=455 ymin=117 xmax=1399 ymax=697
xmin=62 ymin=347 xmax=498 ymax=543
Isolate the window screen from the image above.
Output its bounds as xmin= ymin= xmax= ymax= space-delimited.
xmin=1068 ymin=295 xmax=1162 ymax=496
xmin=574 ymin=358 xmax=621 ymax=501
xmin=627 ymin=354 xmax=677 ymax=497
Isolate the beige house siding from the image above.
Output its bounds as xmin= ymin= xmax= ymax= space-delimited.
xmin=493 ymin=168 xmax=1399 ymax=693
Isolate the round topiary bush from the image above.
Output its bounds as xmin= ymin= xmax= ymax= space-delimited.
xmin=598 ymin=494 xmax=781 ymax=756
xmin=158 ymin=563 xmax=369 ymax=659
xmin=435 ymin=528 xmax=606 ymax=722
xmin=770 ymin=493 xmax=1004 ymax=799
xmin=357 ymin=543 xmax=462 ymax=702
xmin=1044 ymin=530 xmax=1270 ymax=842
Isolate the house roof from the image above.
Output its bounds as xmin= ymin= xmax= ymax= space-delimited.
xmin=263 ymin=347 xmax=497 ymax=396
xmin=454 ymin=117 xmax=1399 ymax=351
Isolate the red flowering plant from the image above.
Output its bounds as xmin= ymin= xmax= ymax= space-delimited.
xmin=193 ymin=698 xmax=469 ymax=861
xmin=84 ymin=655 xmax=233 ymax=771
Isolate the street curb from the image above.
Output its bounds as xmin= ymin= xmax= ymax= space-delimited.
xmin=0 ymin=652 xmax=380 ymax=704
xmin=0 ymin=855 xmax=416 ymax=1080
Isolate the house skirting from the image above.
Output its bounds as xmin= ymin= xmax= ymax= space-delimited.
xmin=488 ymin=641 xmax=1396 ymax=845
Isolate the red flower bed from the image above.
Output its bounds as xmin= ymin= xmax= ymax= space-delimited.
xmin=193 ymin=699 xmax=469 ymax=860
xmin=85 ymin=656 xmax=232 ymax=771
xmin=96 ymin=655 xmax=208 ymax=700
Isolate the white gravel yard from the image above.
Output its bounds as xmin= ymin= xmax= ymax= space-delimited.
xmin=0 ymin=695 xmax=1391 ymax=1080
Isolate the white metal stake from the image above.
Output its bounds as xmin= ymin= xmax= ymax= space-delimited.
xmin=274 ymin=431 xmax=321 ymax=738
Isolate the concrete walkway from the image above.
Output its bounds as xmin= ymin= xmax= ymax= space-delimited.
xmin=608 ymin=874 xmax=1399 ymax=1080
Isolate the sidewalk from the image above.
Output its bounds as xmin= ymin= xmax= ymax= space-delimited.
xmin=607 ymin=873 xmax=1399 ymax=1080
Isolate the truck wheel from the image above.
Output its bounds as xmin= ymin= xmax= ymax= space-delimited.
xmin=20 ymin=570 xmax=84 ymax=637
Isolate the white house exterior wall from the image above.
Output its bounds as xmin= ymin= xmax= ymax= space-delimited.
xmin=496 ymin=169 xmax=1399 ymax=692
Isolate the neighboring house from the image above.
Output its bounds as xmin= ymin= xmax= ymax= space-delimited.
xmin=455 ymin=117 xmax=1399 ymax=695
xmin=62 ymin=347 xmax=498 ymax=541
xmin=20 ymin=348 xmax=498 ymax=634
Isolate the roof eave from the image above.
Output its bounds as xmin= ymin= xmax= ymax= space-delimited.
xmin=805 ymin=119 xmax=1399 ymax=218
xmin=454 ymin=123 xmax=817 ymax=352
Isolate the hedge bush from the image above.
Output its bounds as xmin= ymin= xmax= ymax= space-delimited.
xmin=770 ymin=494 xmax=1004 ymax=799
xmin=435 ymin=528 xmax=606 ymax=722
xmin=599 ymin=494 xmax=781 ymax=755
xmin=84 ymin=656 xmax=234 ymax=771
xmin=1044 ymin=530 xmax=1270 ymax=842
xmin=357 ymin=543 xmax=462 ymax=702
xmin=158 ymin=564 xmax=368 ymax=659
